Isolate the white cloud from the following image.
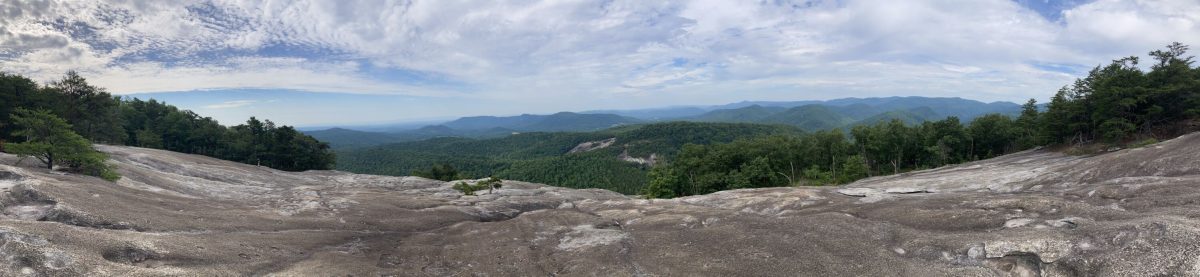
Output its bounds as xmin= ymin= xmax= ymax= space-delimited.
xmin=203 ymin=100 xmax=256 ymax=109
xmin=1 ymin=0 xmax=1199 ymax=109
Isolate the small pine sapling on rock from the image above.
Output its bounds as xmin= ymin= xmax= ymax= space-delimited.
xmin=480 ymin=177 xmax=502 ymax=194
xmin=452 ymin=177 xmax=504 ymax=196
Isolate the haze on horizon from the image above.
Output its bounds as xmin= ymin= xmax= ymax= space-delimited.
xmin=2 ymin=0 xmax=1198 ymax=126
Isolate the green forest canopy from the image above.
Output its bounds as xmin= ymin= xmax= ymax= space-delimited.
xmin=642 ymin=43 xmax=1200 ymax=198
xmin=0 ymin=71 xmax=336 ymax=172
xmin=336 ymin=121 xmax=800 ymax=194
xmin=337 ymin=43 xmax=1200 ymax=197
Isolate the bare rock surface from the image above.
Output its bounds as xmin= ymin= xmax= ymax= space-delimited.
xmin=2 ymin=133 xmax=1200 ymax=276
xmin=567 ymin=137 xmax=616 ymax=153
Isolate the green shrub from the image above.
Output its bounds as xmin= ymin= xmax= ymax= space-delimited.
xmin=1129 ymin=138 xmax=1160 ymax=148
xmin=452 ymin=177 xmax=503 ymax=195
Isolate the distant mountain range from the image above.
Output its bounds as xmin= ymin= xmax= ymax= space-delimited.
xmin=306 ymin=112 xmax=641 ymax=149
xmin=651 ymin=96 xmax=1020 ymax=123
xmin=682 ymin=103 xmax=958 ymax=131
xmin=334 ymin=121 xmax=801 ymax=194
xmin=442 ymin=112 xmax=642 ymax=132
xmin=305 ymin=96 xmax=1023 ymax=149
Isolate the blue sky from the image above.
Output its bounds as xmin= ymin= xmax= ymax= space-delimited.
xmin=3 ymin=0 xmax=1199 ymax=126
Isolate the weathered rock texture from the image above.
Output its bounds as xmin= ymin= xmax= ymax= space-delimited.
xmin=3 ymin=133 xmax=1200 ymax=276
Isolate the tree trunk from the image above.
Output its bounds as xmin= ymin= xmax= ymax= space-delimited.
xmin=777 ymin=172 xmax=794 ymax=186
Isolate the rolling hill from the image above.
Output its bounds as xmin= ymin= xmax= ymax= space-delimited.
xmin=304 ymin=126 xmax=517 ymax=149
xmin=685 ymin=105 xmax=787 ymax=123
xmin=303 ymin=128 xmax=409 ymax=149
xmin=335 ymin=122 xmax=801 ymax=194
xmin=442 ymin=112 xmax=642 ymax=132
xmin=674 ymin=97 xmax=1023 ymax=132
xmin=757 ymin=104 xmax=857 ymax=131
xmin=852 ymin=106 xmax=943 ymax=126
xmin=310 ymin=96 xmax=1023 ymax=150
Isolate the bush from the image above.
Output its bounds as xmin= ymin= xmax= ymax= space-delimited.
xmin=1128 ymin=138 xmax=1160 ymax=148
xmin=452 ymin=177 xmax=503 ymax=196
xmin=412 ymin=163 xmax=464 ymax=181
xmin=838 ymin=155 xmax=869 ymax=184
xmin=640 ymin=166 xmax=678 ymax=199
xmin=802 ymin=166 xmax=835 ymax=186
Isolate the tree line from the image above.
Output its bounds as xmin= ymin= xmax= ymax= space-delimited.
xmin=643 ymin=43 xmax=1200 ymax=198
xmin=0 ymin=71 xmax=335 ymax=173
xmin=337 ymin=122 xmax=799 ymax=194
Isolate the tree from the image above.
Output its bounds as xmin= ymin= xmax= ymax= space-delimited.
xmin=480 ymin=176 xmax=503 ymax=194
xmin=839 ymin=155 xmax=869 ymax=183
xmin=1041 ymin=88 xmax=1074 ymax=144
xmin=451 ymin=181 xmax=477 ymax=195
xmin=44 ymin=71 xmax=126 ymax=143
xmin=880 ymin=119 xmax=913 ymax=174
xmin=921 ymin=117 xmax=968 ymax=167
xmin=1 ymin=71 xmax=335 ymax=173
xmin=413 ymin=163 xmax=464 ymax=181
xmin=1015 ymin=98 xmax=1041 ymax=148
xmin=1146 ymin=42 xmax=1198 ymax=127
xmin=452 ymin=177 xmax=503 ymax=195
xmin=801 ymin=165 xmax=835 ymax=186
xmin=850 ymin=124 xmax=881 ymax=176
xmin=730 ymin=156 xmax=782 ymax=188
xmin=967 ymin=114 xmax=1016 ymax=159
xmin=3 ymin=109 xmax=118 ymax=181
xmin=641 ymin=166 xmax=679 ymax=199
xmin=0 ymin=72 xmax=45 ymax=142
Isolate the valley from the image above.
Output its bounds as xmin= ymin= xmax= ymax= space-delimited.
xmin=308 ymin=96 xmax=1023 ymax=149
xmin=336 ymin=122 xmax=799 ymax=194
xmin=318 ymin=97 xmax=1030 ymax=195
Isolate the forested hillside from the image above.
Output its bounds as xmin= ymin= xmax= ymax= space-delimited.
xmin=683 ymin=99 xmax=1016 ymax=131
xmin=304 ymin=128 xmax=410 ymax=149
xmin=685 ymin=105 xmax=786 ymax=123
xmin=642 ymin=43 xmax=1200 ymax=198
xmin=757 ymin=104 xmax=856 ymax=131
xmin=338 ymin=43 xmax=1200 ymax=197
xmin=303 ymin=127 xmax=516 ymax=150
xmin=336 ymin=122 xmax=799 ymax=194
xmin=310 ymin=96 xmax=1025 ymax=150
xmin=442 ymin=112 xmax=641 ymax=132
xmin=306 ymin=112 xmax=638 ymax=149
xmin=0 ymin=71 xmax=335 ymax=171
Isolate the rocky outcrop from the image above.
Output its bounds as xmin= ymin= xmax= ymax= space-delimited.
xmin=618 ymin=148 xmax=658 ymax=166
xmin=2 ymin=133 xmax=1200 ymax=276
xmin=568 ymin=138 xmax=617 ymax=153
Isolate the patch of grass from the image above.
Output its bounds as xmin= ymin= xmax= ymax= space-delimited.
xmin=1127 ymin=138 xmax=1160 ymax=148
xmin=1062 ymin=143 xmax=1108 ymax=156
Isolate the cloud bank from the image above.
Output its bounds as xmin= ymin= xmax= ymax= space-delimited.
xmin=2 ymin=0 xmax=1199 ymax=113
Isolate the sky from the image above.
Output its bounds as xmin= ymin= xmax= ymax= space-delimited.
xmin=2 ymin=0 xmax=1199 ymax=127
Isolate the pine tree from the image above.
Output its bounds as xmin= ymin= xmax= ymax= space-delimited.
xmin=1016 ymin=99 xmax=1041 ymax=148
xmin=838 ymin=155 xmax=869 ymax=183
xmin=45 ymin=71 xmax=126 ymax=144
xmin=3 ymin=108 xmax=118 ymax=181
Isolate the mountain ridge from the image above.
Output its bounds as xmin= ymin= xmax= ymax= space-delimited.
xmin=308 ymin=96 xmax=1024 ymax=149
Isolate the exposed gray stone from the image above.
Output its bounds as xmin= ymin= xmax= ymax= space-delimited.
xmin=0 ymin=133 xmax=1198 ymax=275
xmin=836 ymin=187 xmax=878 ymax=197
xmin=884 ymin=187 xmax=927 ymax=194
